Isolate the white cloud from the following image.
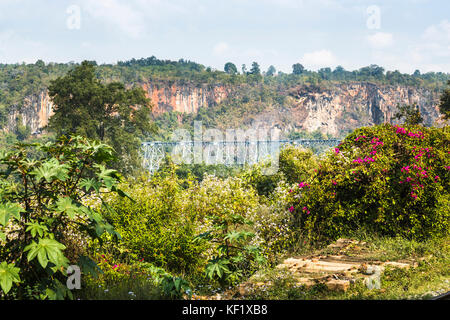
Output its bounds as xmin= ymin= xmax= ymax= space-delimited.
xmin=213 ymin=42 xmax=230 ymax=56
xmin=368 ymin=20 xmax=450 ymax=73
xmin=301 ymin=50 xmax=337 ymax=69
xmin=367 ymin=32 xmax=394 ymax=49
xmin=81 ymin=0 xmax=145 ymax=39
xmin=423 ymin=19 xmax=450 ymax=43
xmin=420 ymin=19 xmax=450 ymax=57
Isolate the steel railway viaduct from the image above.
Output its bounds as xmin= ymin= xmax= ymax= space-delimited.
xmin=141 ymin=139 xmax=341 ymax=174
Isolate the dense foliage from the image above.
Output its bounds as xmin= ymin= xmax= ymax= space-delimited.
xmin=0 ymin=136 xmax=126 ymax=299
xmin=288 ymin=124 xmax=450 ymax=241
xmin=97 ymin=171 xmax=207 ymax=276
xmin=47 ymin=61 xmax=154 ymax=175
xmin=439 ymin=80 xmax=450 ymax=120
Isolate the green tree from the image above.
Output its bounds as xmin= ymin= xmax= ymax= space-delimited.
xmin=14 ymin=115 xmax=31 ymax=141
xmin=241 ymin=64 xmax=247 ymax=75
xmin=266 ymin=65 xmax=276 ymax=76
xmin=394 ymin=104 xmax=424 ymax=125
xmin=249 ymin=62 xmax=261 ymax=75
xmin=224 ymin=62 xmax=238 ymax=75
xmin=438 ymin=80 xmax=450 ymax=120
xmin=47 ymin=61 xmax=154 ymax=174
xmin=292 ymin=63 xmax=305 ymax=75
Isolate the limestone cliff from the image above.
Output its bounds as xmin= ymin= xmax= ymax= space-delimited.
xmin=141 ymin=81 xmax=230 ymax=115
xmin=248 ymin=82 xmax=442 ymax=136
xmin=3 ymin=81 xmax=443 ymax=137
xmin=6 ymin=91 xmax=54 ymax=134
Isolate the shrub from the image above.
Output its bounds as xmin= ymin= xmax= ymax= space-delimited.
xmin=288 ymin=124 xmax=450 ymax=241
xmin=190 ymin=175 xmax=264 ymax=285
xmin=241 ymin=160 xmax=282 ymax=197
xmin=241 ymin=145 xmax=318 ymax=197
xmin=278 ymin=145 xmax=318 ymax=185
xmin=0 ymin=136 xmax=124 ymax=299
xmin=99 ymin=171 xmax=207 ymax=276
xmin=252 ymin=180 xmax=297 ymax=263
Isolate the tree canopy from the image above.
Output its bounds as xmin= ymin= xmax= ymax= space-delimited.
xmin=47 ymin=61 xmax=154 ymax=174
xmin=224 ymin=62 xmax=238 ymax=75
xmin=438 ymin=80 xmax=450 ymax=120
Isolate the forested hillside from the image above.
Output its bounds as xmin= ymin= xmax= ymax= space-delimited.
xmin=1 ymin=57 xmax=449 ymax=143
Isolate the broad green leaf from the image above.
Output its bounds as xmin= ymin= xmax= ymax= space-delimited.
xmin=111 ymin=185 xmax=134 ymax=201
xmin=25 ymin=222 xmax=49 ymax=238
xmin=54 ymin=197 xmax=79 ymax=219
xmin=0 ymin=261 xmax=21 ymax=294
xmin=79 ymin=178 xmax=101 ymax=193
xmin=77 ymin=255 xmax=103 ymax=278
xmin=224 ymin=231 xmax=254 ymax=244
xmin=24 ymin=238 xmax=67 ymax=269
xmin=193 ymin=231 xmax=213 ymax=242
xmin=0 ymin=202 xmax=25 ymax=226
xmin=30 ymin=158 xmax=70 ymax=183
xmin=80 ymin=206 xmax=102 ymax=222
xmin=205 ymin=257 xmax=230 ymax=280
xmin=95 ymin=164 xmax=119 ymax=189
xmin=94 ymin=220 xmax=121 ymax=239
xmin=45 ymin=279 xmax=73 ymax=300
xmin=0 ymin=232 xmax=5 ymax=242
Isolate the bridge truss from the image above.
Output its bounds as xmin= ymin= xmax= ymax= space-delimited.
xmin=141 ymin=139 xmax=341 ymax=174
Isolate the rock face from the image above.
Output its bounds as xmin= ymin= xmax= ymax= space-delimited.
xmin=3 ymin=81 xmax=443 ymax=136
xmin=278 ymin=82 xmax=441 ymax=136
xmin=141 ymin=81 xmax=230 ymax=115
xmin=6 ymin=91 xmax=54 ymax=134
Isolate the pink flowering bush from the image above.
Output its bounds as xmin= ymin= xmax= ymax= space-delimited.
xmin=288 ymin=123 xmax=450 ymax=241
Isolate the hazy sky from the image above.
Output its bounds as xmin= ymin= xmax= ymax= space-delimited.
xmin=1 ymin=0 xmax=449 ymax=74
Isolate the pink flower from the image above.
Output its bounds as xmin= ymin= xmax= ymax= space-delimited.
xmin=334 ymin=148 xmax=340 ymax=154
xmin=289 ymin=206 xmax=295 ymax=212
xmin=332 ymin=180 xmax=337 ymax=185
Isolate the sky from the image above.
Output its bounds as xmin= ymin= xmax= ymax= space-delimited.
xmin=0 ymin=0 xmax=449 ymax=74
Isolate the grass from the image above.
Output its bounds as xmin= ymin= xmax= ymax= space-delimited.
xmin=74 ymin=268 xmax=165 ymax=300
xmin=240 ymin=234 xmax=450 ymax=300
xmin=72 ymin=234 xmax=449 ymax=300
